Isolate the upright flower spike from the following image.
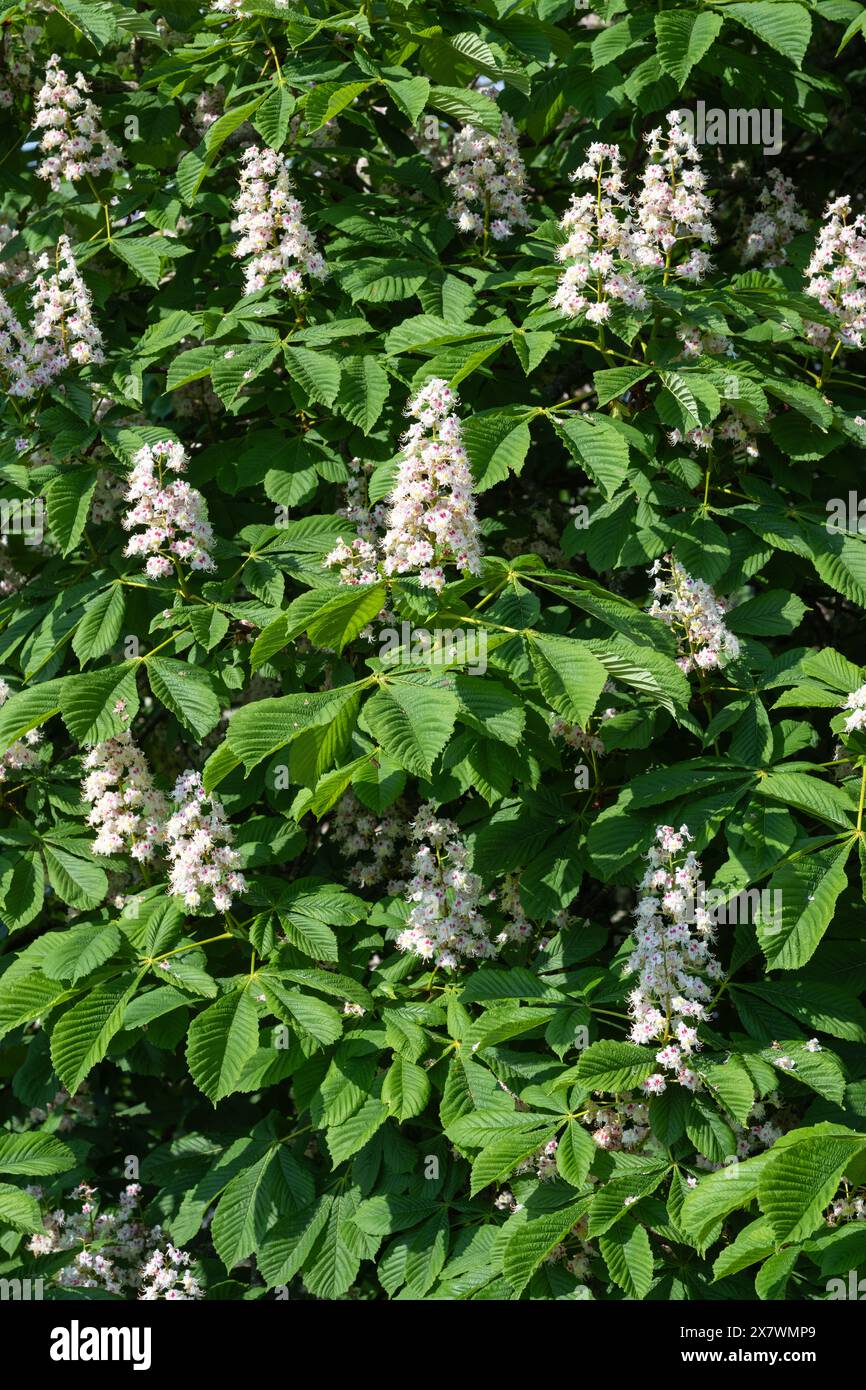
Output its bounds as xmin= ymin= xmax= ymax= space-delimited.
xmin=165 ymin=770 xmax=246 ymax=913
xmin=323 ymin=456 xmax=385 ymax=586
xmin=81 ymin=733 xmax=168 ymax=862
xmin=741 ymin=168 xmax=806 ymax=269
xmin=231 ymin=145 xmax=328 ymax=295
xmin=0 ymin=289 xmax=39 ymax=397
xmin=804 ymin=196 xmax=866 ymax=349
xmin=395 ymin=803 xmax=499 ymax=969
xmin=625 ymin=824 xmax=723 ymax=1095
xmin=34 ymin=54 xmax=123 ymax=191
xmin=122 ymin=439 xmax=216 ymax=580
xmin=842 ymin=681 xmax=866 ymax=734
xmin=0 ymin=236 xmax=103 ymax=397
xmin=0 ymin=677 xmax=41 ymax=781
xmin=647 ymin=555 xmax=740 ymax=673
xmin=551 ymin=143 xmax=647 ymax=324
xmin=32 ymin=236 xmax=104 ymax=368
xmin=444 ymin=110 xmax=531 ymax=242
xmin=382 ymin=378 xmax=482 ymax=593
xmin=632 ymin=112 xmax=715 ymax=282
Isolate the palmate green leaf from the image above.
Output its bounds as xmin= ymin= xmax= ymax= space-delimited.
xmin=402 ymin=1208 xmax=451 ymax=1296
xmin=462 ymin=407 xmax=532 ymax=492
xmin=305 ymin=80 xmax=372 ymax=132
xmin=326 ymin=1096 xmax=389 ymax=1166
xmin=553 ymin=414 xmax=629 ymax=500
xmin=305 ymin=583 xmax=387 ymax=653
xmin=40 ymin=922 xmax=121 ymax=982
xmin=54 ymin=0 xmax=119 ymax=46
xmin=44 ymin=469 xmax=98 ymax=556
xmin=0 ymin=679 xmax=65 ymax=754
xmin=755 ymin=770 xmax=854 ymax=829
xmin=726 ymin=1 xmax=812 ymax=67
xmin=427 ymin=84 xmax=502 ymax=134
xmin=147 ymin=658 xmax=220 ymax=739
xmin=186 ymin=987 xmax=260 ymax=1105
xmin=0 ymin=970 xmax=78 ymax=1041
xmin=60 ymin=662 xmax=140 ymax=745
xmin=72 ymin=585 xmax=126 ymax=666
xmin=528 ymin=634 xmax=608 ymax=727
xmin=599 ymin=1217 xmax=654 ymax=1299
xmin=283 ymin=347 xmax=341 ymax=406
xmin=0 ymin=849 xmax=45 ymax=930
xmin=679 ymin=1150 xmax=772 ymax=1247
xmin=556 ymin=1120 xmax=595 ymax=1189
xmin=50 ymin=974 xmax=141 ymax=1094
xmin=386 ymin=76 xmax=430 ymax=125
xmin=575 ymin=1040 xmax=658 ymax=1092
xmin=364 ymin=681 xmax=458 ymax=777
xmin=755 ymin=1246 xmax=801 ymax=1300
xmin=211 ymin=1147 xmax=297 ymax=1271
xmin=252 ymin=84 xmax=296 ymax=148
xmin=42 ymin=840 xmax=108 ymax=909
xmin=762 ymin=1041 xmax=846 ymax=1104
xmin=382 ymin=1054 xmax=431 ymax=1122
xmin=503 ymin=1199 xmax=587 ymax=1294
xmin=0 ymin=1183 xmax=43 ymax=1232
xmin=336 ymin=356 xmax=389 ymax=434
xmin=302 ymin=1193 xmax=363 ymax=1299
xmin=654 ymin=10 xmax=723 ymax=86
xmin=702 ymin=1059 xmax=756 ymax=1127
xmin=685 ymin=1094 xmax=737 ymax=1166
xmin=211 ymin=342 xmax=280 ymax=409
xmin=758 ymin=1131 xmax=866 ymax=1244
xmin=756 ymin=842 xmax=852 ymax=969
xmin=261 ymin=975 xmax=343 ymax=1045
xmin=712 ymin=1215 xmax=776 ymax=1282
xmin=227 ymin=686 xmax=361 ymax=771
xmin=0 ymin=1132 xmax=75 ymax=1177
xmin=727 ymin=589 xmax=808 ymax=637
xmin=111 ymin=236 xmax=163 ymax=287
xmin=257 ymin=1197 xmax=333 ymax=1288
xmin=739 ymin=980 xmax=866 ymax=1043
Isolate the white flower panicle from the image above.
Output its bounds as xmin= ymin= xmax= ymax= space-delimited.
xmin=0 ymin=22 xmax=39 ymax=110
xmin=82 ymin=732 xmax=168 ymax=861
xmin=396 ymin=802 xmax=499 ymax=969
xmin=0 ymin=676 xmax=41 ymax=780
xmin=382 ymin=378 xmax=482 ymax=593
xmin=330 ymin=790 xmax=407 ymax=890
xmin=584 ymin=1098 xmax=651 ymax=1152
xmin=741 ymin=169 xmax=806 ymax=269
xmin=843 ymin=681 xmax=866 ymax=735
xmin=123 ymin=439 xmax=216 ymax=579
xmin=32 ymin=235 xmax=104 ymax=368
xmin=445 ymin=110 xmax=531 ymax=241
xmin=675 ymin=324 xmax=733 ymax=360
xmin=667 ymin=405 xmax=761 ymax=460
xmin=551 ymin=143 xmax=647 ymax=324
xmin=0 ymin=236 xmax=103 ymax=397
xmin=231 ymin=145 xmax=328 ymax=295
xmin=633 ymin=113 xmax=715 ymax=282
xmin=648 ymin=555 xmax=740 ymax=673
xmin=27 ymin=1182 xmax=198 ymax=1297
xmin=0 ymin=290 xmax=39 ymax=397
xmin=804 ymin=195 xmax=866 ymax=349
xmin=34 ymin=54 xmax=123 ymax=191
xmin=165 ymin=770 xmax=246 ymax=913
xmin=139 ymin=1243 xmax=203 ymax=1300
xmin=625 ymin=825 xmax=723 ymax=1095
xmin=323 ymin=456 xmax=385 ymax=586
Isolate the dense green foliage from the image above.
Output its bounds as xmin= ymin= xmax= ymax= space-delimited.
xmin=1 ymin=0 xmax=866 ymax=1303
